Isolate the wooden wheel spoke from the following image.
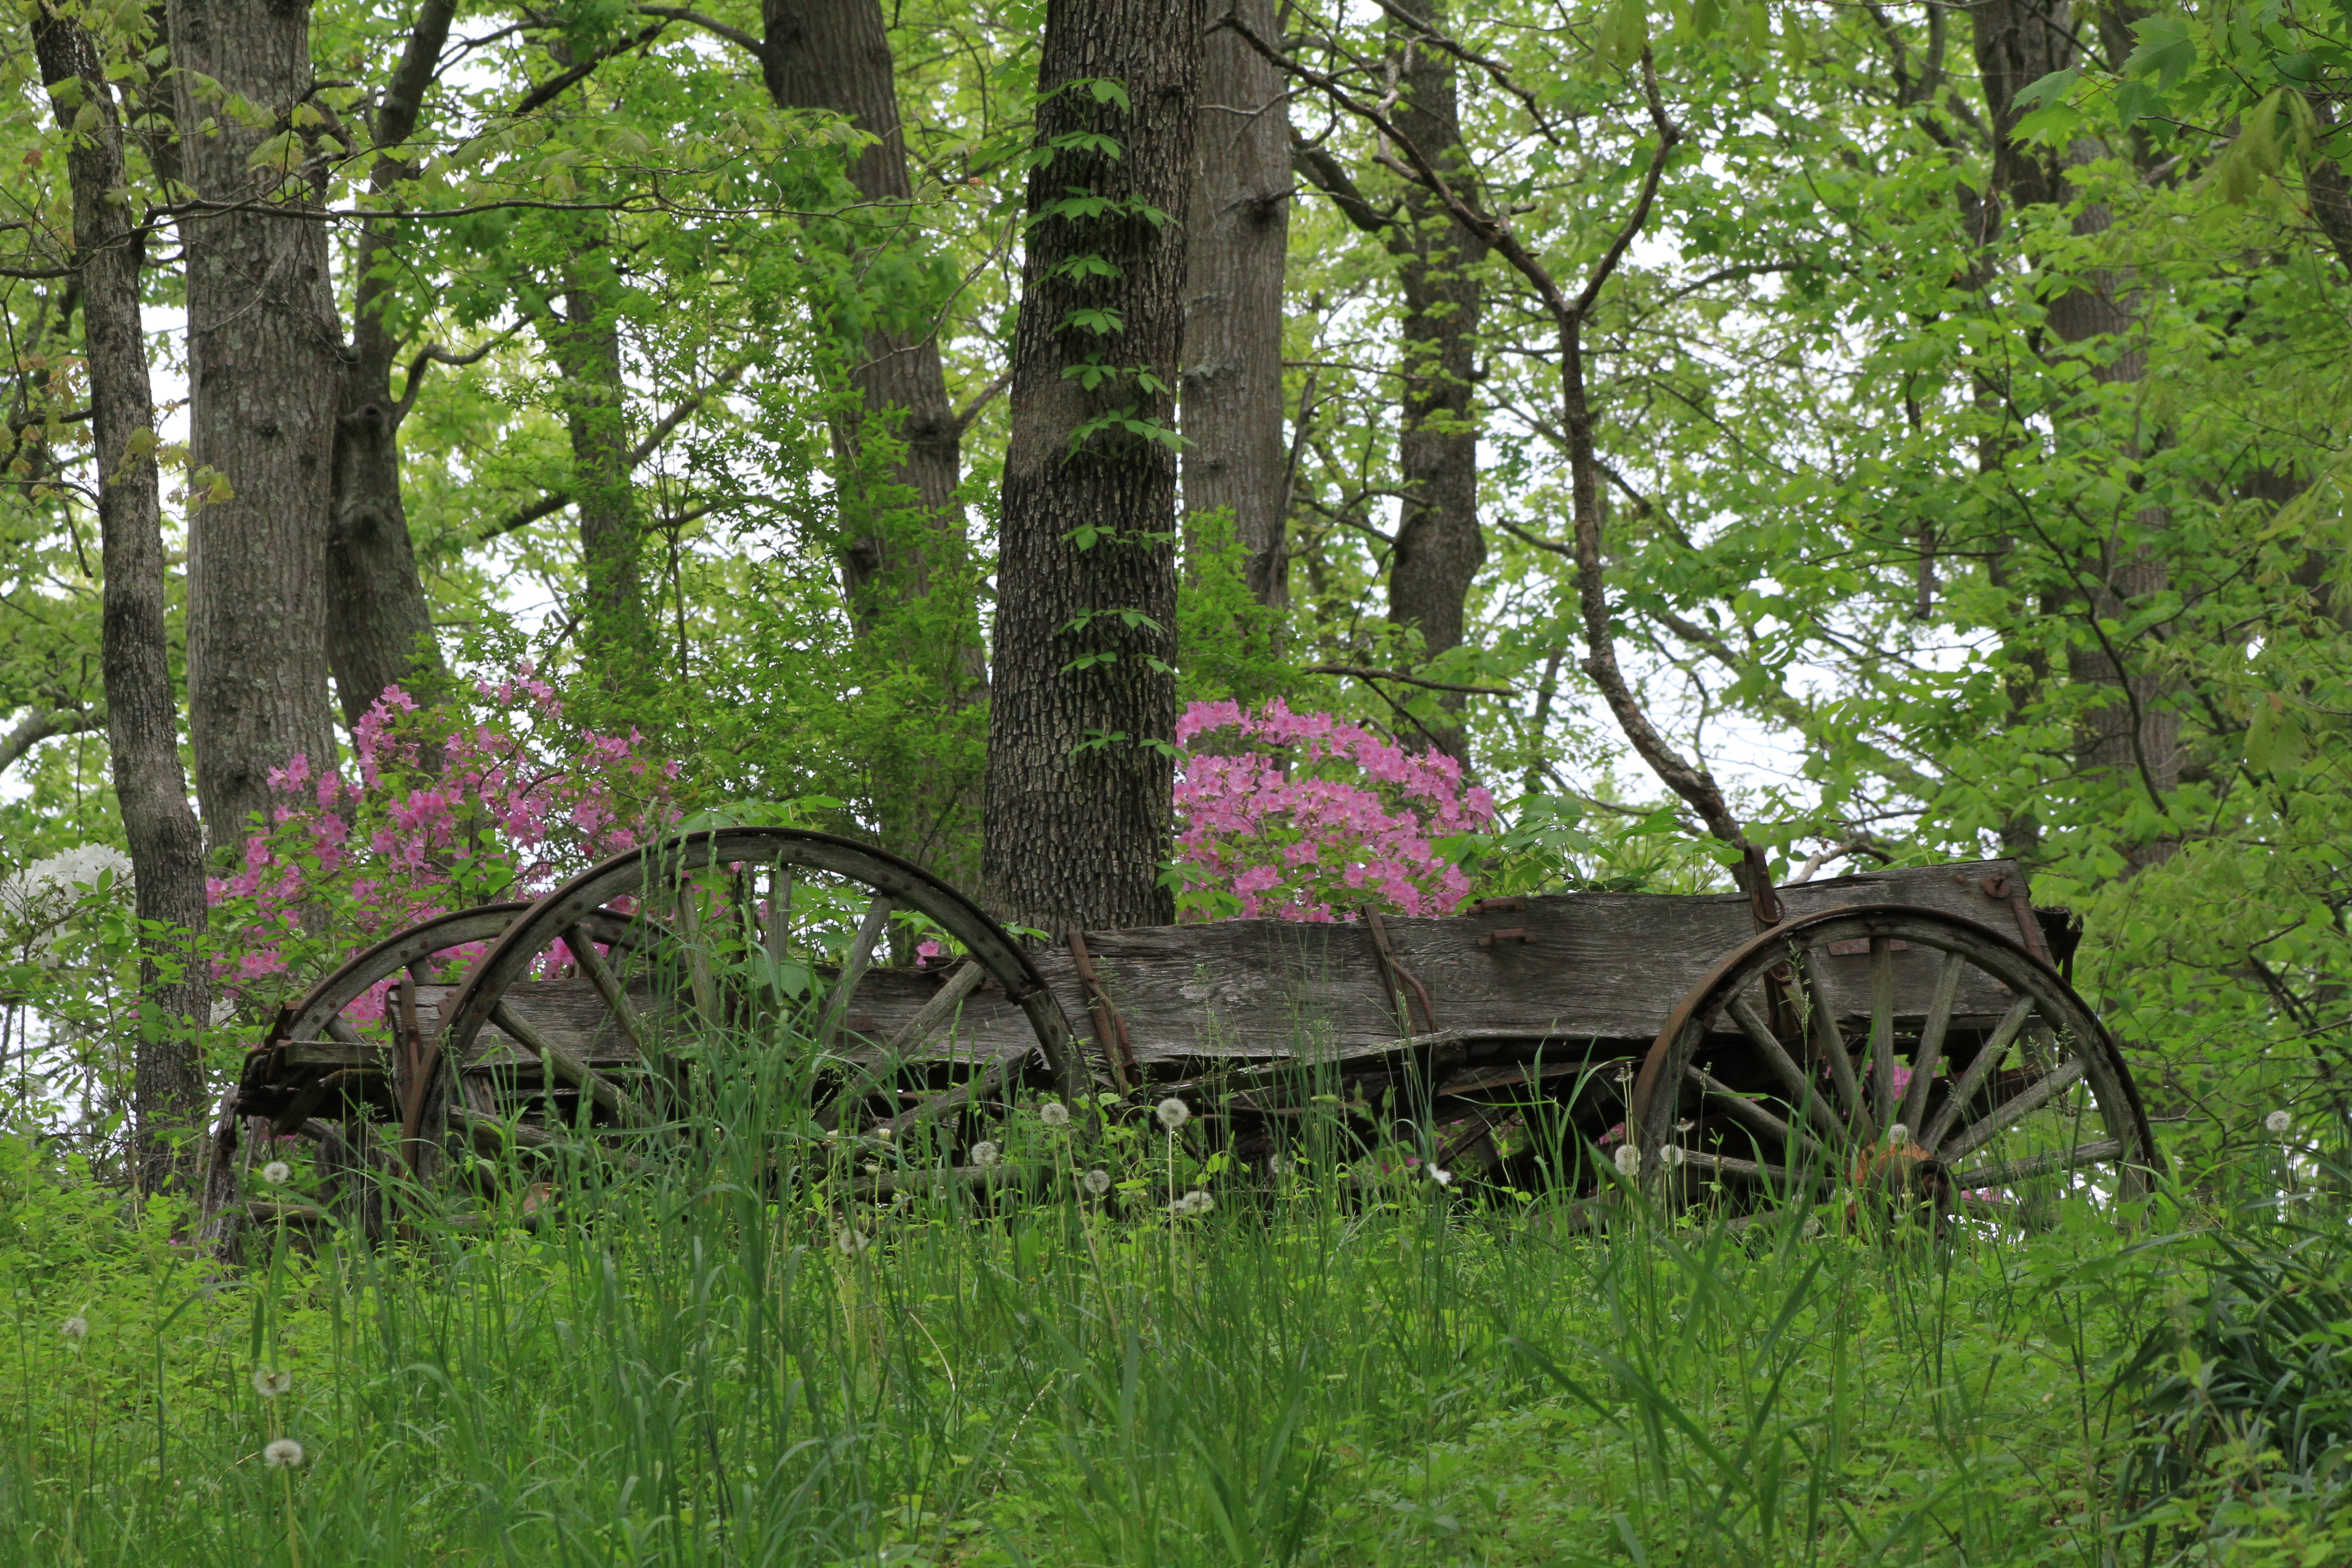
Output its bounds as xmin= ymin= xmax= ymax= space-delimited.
xmin=821 ymin=959 xmax=988 ymax=1131
xmin=1935 ymin=1057 xmax=2087 ymax=1166
xmin=1897 ymin=948 xmax=1964 ymax=1132
xmin=1679 ymin=1149 xmax=1816 ymax=1186
xmin=1726 ymin=994 xmax=1841 ymax=1138
xmin=1790 ymin=951 xmax=1871 ymax=1137
xmin=1867 ymin=937 xmax=1896 ymax=1124
xmin=1686 ymin=1063 xmax=1823 ymax=1164
xmin=1919 ymin=994 xmax=2038 ymax=1150
xmin=815 ymin=894 xmax=894 ymax=1053
xmin=565 ymin=924 xmax=647 ymax=1053
xmin=488 ymin=998 xmax=656 ymax=1129
xmin=1949 ymin=1136 xmax=2125 ymax=1192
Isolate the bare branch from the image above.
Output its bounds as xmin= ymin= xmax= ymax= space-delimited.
xmin=1301 ymin=663 xmax=1515 ymax=696
xmin=0 ymin=706 xmax=103 ymax=774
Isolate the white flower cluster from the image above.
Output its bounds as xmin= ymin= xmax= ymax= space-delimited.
xmin=1 ymin=845 xmax=134 ymax=958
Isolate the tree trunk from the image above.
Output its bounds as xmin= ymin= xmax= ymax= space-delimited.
xmin=327 ymin=0 xmax=457 ymax=728
xmin=170 ymin=0 xmax=342 ymax=850
xmin=545 ymin=254 xmax=654 ymax=696
xmin=1181 ymin=0 xmax=1291 ymax=608
xmin=982 ymin=0 xmax=1204 ymax=936
xmin=34 ymin=12 xmax=212 ymax=1194
xmin=760 ymin=0 xmax=991 ymax=884
xmin=1971 ymin=0 xmax=2179 ymax=841
xmin=1385 ymin=0 xmax=1485 ymax=759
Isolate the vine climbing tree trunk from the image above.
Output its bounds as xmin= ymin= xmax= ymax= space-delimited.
xmin=169 ymin=0 xmax=343 ymax=851
xmin=1181 ymin=0 xmax=1292 ymax=609
xmin=983 ymin=0 xmax=1205 ymax=935
xmin=760 ymin=0 xmax=992 ymax=884
xmin=34 ymin=10 xmax=212 ymax=1193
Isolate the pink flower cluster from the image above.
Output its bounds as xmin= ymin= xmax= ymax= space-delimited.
xmin=208 ymin=667 xmax=681 ymax=1014
xmin=1171 ymin=701 xmax=1495 ymax=922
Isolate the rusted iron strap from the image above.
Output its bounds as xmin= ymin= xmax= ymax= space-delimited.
xmin=1740 ymin=842 xmax=1786 ymax=929
xmin=1365 ymin=911 xmax=1439 ymax=1037
xmin=1981 ymin=872 xmax=2054 ymax=965
xmin=1065 ymin=929 xmax=1136 ymax=1092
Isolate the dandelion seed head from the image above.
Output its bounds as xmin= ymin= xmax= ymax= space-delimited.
xmin=60 ymin=1315 xmax=88 ymax=1343
xmin=1155 ymin=1097 xmax=1191 ymax=1131
xmin=1886 ymin=1123 xmax=1910 ymax=1147
xmin=2267 ymin=1109 xmax=2293 ymax=1134
xmin=834 ymin=1227 xmax=869 ymax=1256
xmin=262 ymin=1438 xmax=304 ymax=1469
xmin=1803 ymin=1216 xmax=1824 ymax=1239
xmin=1428 ymin=1165 xmax=1453 ymax=1186
xmin=1039 ymin=1101 xmax=1070 ymax=1127
xmin=1613 ymin=1145 xmax=1642 ymax=1179
xmin=970 ymin=1141 xmax=1000 ymax=1168
xmin=251 ymin=1368 xmax=292 ymax=1399
xmin=1082 ymin=1168 xmax=1112 ymax=1196
xmin=260 ymin=1161 xmax=292 ymax=1187
xmin=1658 ymin=1144 xmax=1686 ymax=1169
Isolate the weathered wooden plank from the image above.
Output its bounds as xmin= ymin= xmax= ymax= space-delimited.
xmin=332 ymin=858 xmax=2048 ymax=1083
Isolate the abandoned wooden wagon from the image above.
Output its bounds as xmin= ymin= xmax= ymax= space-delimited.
xmin=232 ymin=827 xmax=2159 ymax=1218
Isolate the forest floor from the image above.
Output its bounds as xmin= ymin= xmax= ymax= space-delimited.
xmin=0 ymin=1122 xmax=2337 ymax=1568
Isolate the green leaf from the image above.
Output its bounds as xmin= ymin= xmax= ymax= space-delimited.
xmin=2123 ymin=16 xmax=2199 ymax=91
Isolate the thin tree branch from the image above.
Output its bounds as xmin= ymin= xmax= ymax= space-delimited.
xmin=0 ymin=707 xmax=103 ymax=774
xmin=1301 ymin=664 xmax=1515 ymax=696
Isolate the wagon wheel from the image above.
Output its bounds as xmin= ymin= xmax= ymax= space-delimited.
xmin=1627 ymin=904 xmax=2158 ymax=1222
xmin=407 ymin=828 xmax=1086 ymax=1157
xmin=239 ymin=893 xmax=658 ymax=1213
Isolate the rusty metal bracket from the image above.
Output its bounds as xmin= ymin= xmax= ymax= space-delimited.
xmin=1064 ymin=929 xmax=1137 ymax=1093
xmin=1366 ymin=911 xmax=1440 ymax=1037
xmin=1477 ymin=927 xmax=1530 ymax=948
xmin=1741 ymin=842 xmax=1786 ymax=929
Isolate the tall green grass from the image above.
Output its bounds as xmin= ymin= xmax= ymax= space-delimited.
xmin=0 ymin=1008 xmax=2304 ymax=1566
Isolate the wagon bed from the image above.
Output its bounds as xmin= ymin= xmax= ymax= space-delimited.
xmin=232 ymin=831 xmax=2153 ymax=1221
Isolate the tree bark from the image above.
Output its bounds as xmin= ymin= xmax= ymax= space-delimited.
xmin=982 ymin=0 xmax=1204 ymax=936
xmin=170 ymin=0 xmax=342 ymax=850
xmin=1384 ymin=0 xmax=1486 ymax=759
xmin=1181 ymin=0 xmax=1292 ymax=608
xmin=34 ymin=10 xmax=213 ymax=1193
xmin=760 ymin=0 xmax=991 ymax=883
xmin=327 ymin=0 xmax=456 ymax=727
xmin=1971 ymin=0 xmax=2180 ymax=834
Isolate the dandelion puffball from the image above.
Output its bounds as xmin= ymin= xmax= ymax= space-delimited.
xmin=60 ymin=1316 xmax=88 ymax=1343
xmin=2267 ymin=1109 xmax=2293 ymax=1134
xmin=1613 ymin=1145 xmax=1641 ymax=1179
xmin=260 ymin=1161 xmax=292 ymax=1187
xmin=1155 ymin=1097 xmax=1191 ymax=1131
xmin=1427 ymin=1166 xmax=1452 ymax=1186
xmin=262 ymin=1438 xmax=305 ymax=1469
xmin=1886 ymin=1123 xmax=1910 ymax=1147
xmin=1658 ymin=1144 xmax=1686 ymax=1169
xmin=1039 ymin=1101 xmax=1071 ymax=1127
xmin=252 ymin=1368 xmax=293 ymax=1399
xmin=834 ymin=1228 xmax=869 ymax=1256
xmin=1082 ymin=1168 xmax=1112 ymax=1196
xmin=970 ymin=1141 xmax=1000 ymax=1168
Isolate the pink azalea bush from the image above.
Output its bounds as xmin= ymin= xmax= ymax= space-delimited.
xmin=208 ymin=666 xmax=681 ymax=1018
xmin=1171 ymin=701 xmax=1495 ymax=922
